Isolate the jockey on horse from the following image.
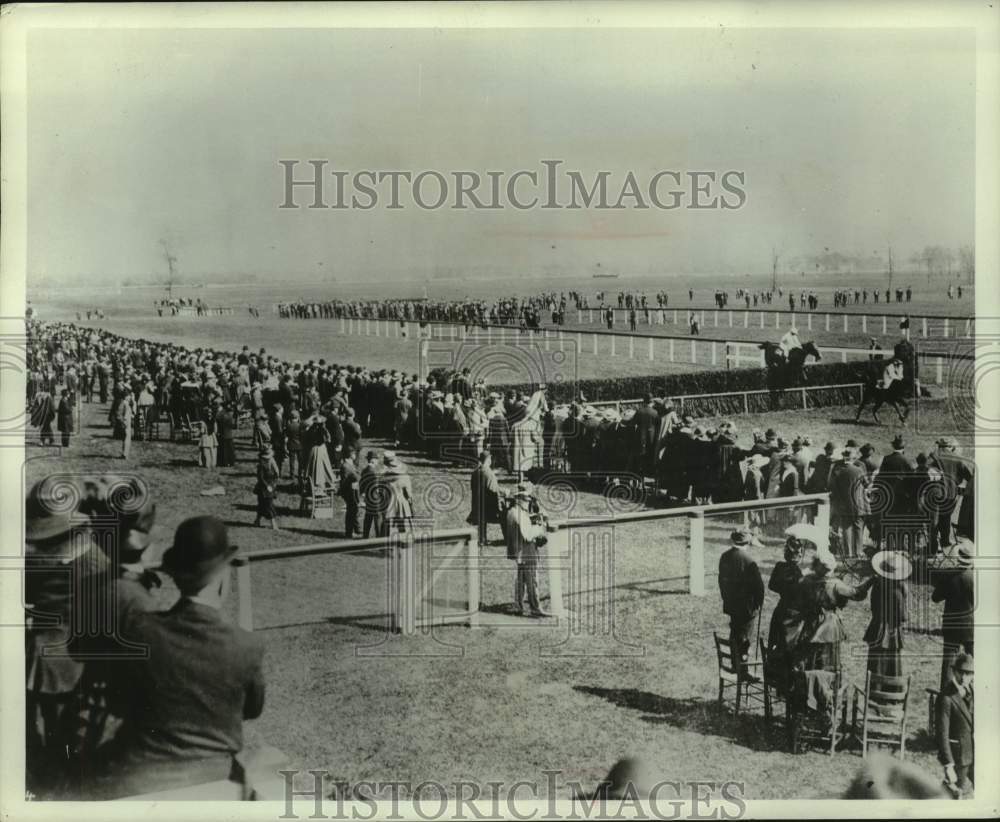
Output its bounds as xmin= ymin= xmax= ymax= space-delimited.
xmin=854 ymin=354 xmax=909 ymax=424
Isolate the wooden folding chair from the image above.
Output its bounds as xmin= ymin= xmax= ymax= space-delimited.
xmin=713 ymin=631 xmax=765 ymax=715
xmin=788 ymin=669 xmax=850 ymax=755
xmin=758 ymin=639 xmax=788 ymax=725
xmin=302 ymin=479 xmax=334 ymax=519
xmin=852 ymin=671 xmax=912 ymax=760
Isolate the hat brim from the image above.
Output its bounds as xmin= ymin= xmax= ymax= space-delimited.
xmin=25 ymin=513 xmax=78 ymax=543
xmin=871 ymin=550 xmax=913 ymax=581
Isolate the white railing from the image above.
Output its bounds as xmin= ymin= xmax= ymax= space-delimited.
xmin=588 ymin=382 xmax=865 ymax=414
xmin=232 ymin=526 xmax=479 ymax=634
xmin=544 ymin=493 xmax=830 ymax=605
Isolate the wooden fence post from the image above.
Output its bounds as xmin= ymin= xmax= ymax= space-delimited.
xmin=688 ymin=512 xmax=705 ymax=596
xmin=825 ymin=313 xmax=830 ymax=331
xmin=922 ymin=317 xmax=928 ymax=337
xmin=236 ymin=558 xmax=253 ymax=631
xmin=943 ymin=318 xmax=950 ymax=338
xmin=611 ymin=336 xmax=616 ymax=357
xmin=882 ymin=315 xmax=887 ymax=335
xmin=629 ymin=336 xmax=634 ymax=359
xmin=814 ymin=498 xmax=831 ymax=547
xmin=593 ymin=334 xmax=598 ymax=356
xmin=843 ymin=315 xmax=849 ymax=332
xmin=648 ymin=337 xmax=654 ymax=361
xmin=546 ymin=528 xmax=567 ymax=618
xmin=691 ymin=340 xmax=697 ymax=364
xmin=669 ymin=339 xmax=675 ymax=362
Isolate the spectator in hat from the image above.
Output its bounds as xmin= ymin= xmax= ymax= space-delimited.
xmin=339 ymin=446 xmax=361 ymax=537
xmin=284 ymin=408 xmax=303 ymax=489
xmin=504 ymin=482 xmax=549 ymax=617
xmin=379 ymin=451 xmax=413 ymax=536
xmin=718 ymin=529 xmax=765 ymax=678
xmin=215 ymin=402 xmax=236 ymax=468
xmin=253 ymin=445 xmax=280 ymax=529
xmin=929 ymin=438 xmax=974 ymax=551
xmin=937 ymin=652 xmax=974 ymax=795
xmin=468 ymin=450 xmax=504 ymax=547
xmin=25 ymin=476 xmax=113 ymax=794
xmin=56 ymin=388 xmax=75 ymax=448
xmin=359 ymin=450 xmax=383 ymax=538
xmin=88 ymin=516 xmax=265 ymax=799
xmin=864 ymin=551 xmax=911 ymax=676
xmin=829 ymin=446 xmax=868 ymax=557
xmin=805 ymin=441 xmax=837 ymax=494
xmin=932 ymin=540 xmax=974 ymax=690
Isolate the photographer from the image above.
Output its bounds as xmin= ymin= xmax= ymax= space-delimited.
xmin=504 ymin=482 xmax=551 ymax=618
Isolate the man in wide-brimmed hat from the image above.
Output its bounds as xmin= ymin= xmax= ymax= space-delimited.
xmin=88 ymin=516 xmax=265 ymax=799
xmin=937 ymin=652 xmax=974 ymax=795
xmin=24 ymin=476 xmax=112 ymax=793
xmin=932 ymin=539 xmax=974 ymax=691
xmin=718 ymin=529 xmax=764 ymax=680
xmin=504 ymin=482 xmax=549 ymax=617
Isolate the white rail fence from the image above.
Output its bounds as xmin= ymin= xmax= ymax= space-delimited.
xmin=231 ymin=494 xmax=831 ymax=637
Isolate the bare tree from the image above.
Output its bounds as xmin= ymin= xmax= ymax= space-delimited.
xmin=958 ymin=244 xmax=975 ymax=284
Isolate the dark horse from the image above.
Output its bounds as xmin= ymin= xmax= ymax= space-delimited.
xmin=855 ymin=372 xmax=910 ymax=424
xmin=758 ymin=341 xmax=822 ymax=389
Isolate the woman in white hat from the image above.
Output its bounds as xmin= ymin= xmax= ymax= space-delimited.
xmin=797 ymin=550 xmax=876 ymax=672
xmin=863 ymin=550 xmax=911 ymax=676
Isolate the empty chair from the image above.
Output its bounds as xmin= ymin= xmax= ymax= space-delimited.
xmin=852 ymin=671 xmax=912 ymax=759
xmin=713 ymin=631 xmax=765 ymax=715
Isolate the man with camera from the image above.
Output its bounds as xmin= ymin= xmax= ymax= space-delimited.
xmin=504 ymin=482 xmax=551 ymax=618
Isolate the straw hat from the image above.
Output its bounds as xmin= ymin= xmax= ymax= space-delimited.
xmin=871 ymin=550 xmax=913 ymax=581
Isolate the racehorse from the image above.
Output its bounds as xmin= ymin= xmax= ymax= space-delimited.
xmin=758 ymin=341 xmax=822 ymax=389
xmin=855 ymin=375 xmax=910 ymax=424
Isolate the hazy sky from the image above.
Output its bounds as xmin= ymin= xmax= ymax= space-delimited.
xmin=27 ymin=26 xmax=975 ymax=284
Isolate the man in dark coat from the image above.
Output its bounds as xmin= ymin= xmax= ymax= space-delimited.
xmin=467 ymin=451 xmax=504 ymax=546
xmin=56 ymin=389 xmax=75 ymax=447
xmin=873 ymin=434 xmax=914 ymax=548
xmin=25 ymin=477 xmax=113 ymax=795
xmin=937 ymin=652 xmax=974 ymax=795
xmin=805 ymin=441 xmax=837 ymax=494
xmin=829 ymin=447 xmax=868 ymax=557
xmin=89 ymin=516 xmax=265 ymax=799
xmin=359 ymin=450 xmax=383 ymax=538
xmin=932 ymin=541 xmax=974 ymax=690
xmin=339 ymin=450 xmax=361 ymax=537
xmin=929 ymin=438 xmax=974 ymax=551
xmin=632 ymin=394 xmax=659 ymax=478
xmin=718 ymin=529 xmax=764 ymax=678
xmin=215 ymin=404 xmax=236 ymax=467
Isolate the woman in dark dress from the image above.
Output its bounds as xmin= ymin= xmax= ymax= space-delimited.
xmin=767 ymin=537 xmax=806 ymax=656
xmin=863 ymin=550 xmax=910 ymax=676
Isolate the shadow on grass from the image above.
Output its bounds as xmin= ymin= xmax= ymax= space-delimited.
xmin=573 ymin=685 xmax=784 ymax=752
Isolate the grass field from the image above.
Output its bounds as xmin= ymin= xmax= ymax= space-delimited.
xmin=24 ymin=394 xmax=972 ymax=799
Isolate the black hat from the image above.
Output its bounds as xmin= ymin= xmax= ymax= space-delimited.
xmin=891 ymin=434 xmax=904 ymax=450
xmin=161 ymin=516 xmax=235 ymax=591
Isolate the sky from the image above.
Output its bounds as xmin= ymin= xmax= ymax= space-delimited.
xmin=27 ymin=26 xmax=975 ymax=285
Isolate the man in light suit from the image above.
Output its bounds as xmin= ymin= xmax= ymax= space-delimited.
xmin=90 ymin=516 xmax=265 ymax=799
xmin=505 ymin=483 xmax=548 ymax=617
xmin=718 ymin=529 xmax=764 ymax=679
xmin=937 ymin=653 xmax=974 ymax=795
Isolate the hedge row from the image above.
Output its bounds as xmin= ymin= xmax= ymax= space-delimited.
xmin=491 ymin=360 xmax=879 ymax=405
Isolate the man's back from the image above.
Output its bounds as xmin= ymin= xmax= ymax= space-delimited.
xmin=116 ymin=598 xmax=265 ymax=762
